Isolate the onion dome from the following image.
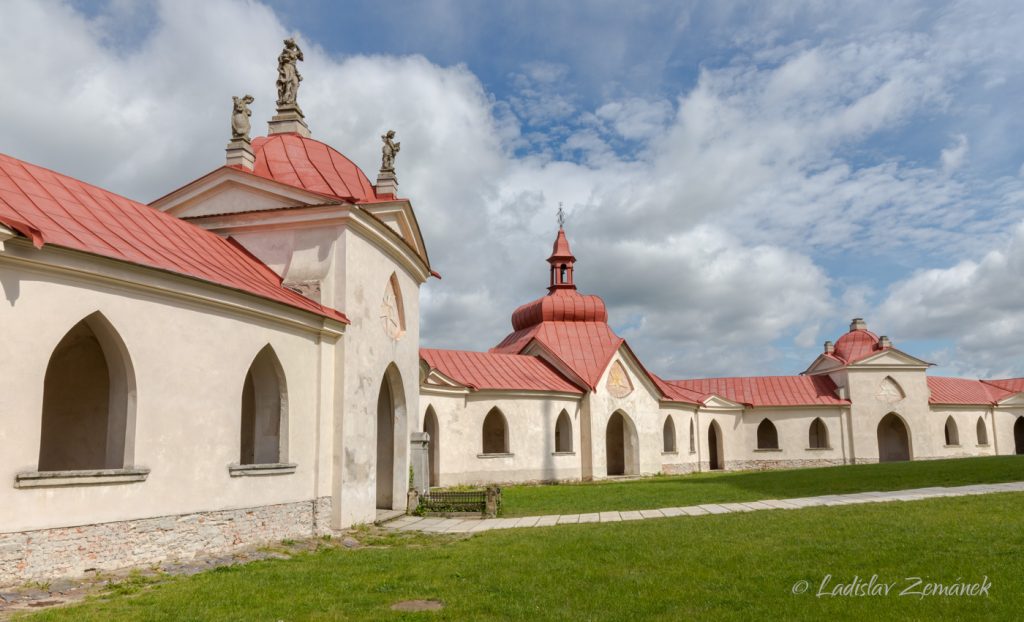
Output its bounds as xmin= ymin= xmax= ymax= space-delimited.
xmin=511 ymin=290 xmax=609 ymax=331
xmin=510 ymin=226 xmax=609 ymax=330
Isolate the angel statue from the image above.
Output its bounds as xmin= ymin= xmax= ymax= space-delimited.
xmin=276 ymin=38 xmax=304 ymax=108
xmin=381 ymin=130 xmax=401 ymax=172
xmin=230 ymin=94 xmax=255 ymax=140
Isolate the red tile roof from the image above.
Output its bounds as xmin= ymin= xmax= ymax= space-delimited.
xmin=421 ymin=348 xmax=582 ymax=393
xmin=928 ymin=377 xmax=1016 ymax=405
xmin=667 ymin=375 xmax=848 ymax=407
xmin=246 ymin=134 xmax=384 ymax=203
xmin=0 ymin=152 xmax=347 ymax=323
xmin=984 ymin=378 xmax=1024 ymax=394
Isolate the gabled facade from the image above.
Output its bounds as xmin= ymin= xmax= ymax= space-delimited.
xmin=0 ymin=60 xmax=433 ymax=583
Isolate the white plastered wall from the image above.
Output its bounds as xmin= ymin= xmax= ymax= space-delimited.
xmin=587 ymin=349 xmax=698 ymax=479
xmin=332 ymin=226 xmax=421 ymax=525
xmin=419 ymin=391 xmax=582 ymax=486
xmin=0 ymin=249 xmax=333 ymax=533
xmin=843 ymin=364 xmax=946 ymax=462
xmin=927 ymin=406 xmax=999 ymax=458
xmin=729 ymin=407 xmax=847 ymax=467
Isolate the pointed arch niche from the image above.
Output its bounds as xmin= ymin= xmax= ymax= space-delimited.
xmin=19 ymin=312 xmax=148 ymax=488
xmin=663 ymin=416 xmax=677 ymax=453
xmin=554 ymin=410 xmax=573 ymax=453
xmin=240 ymin=345 xmax=289 ymax=465
xmin=877 ymin=376 xmax=906 ymax=403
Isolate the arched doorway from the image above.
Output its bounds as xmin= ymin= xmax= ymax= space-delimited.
xmin=877 ymin=413 xmax=911 ymax=462
xmin=1015 ymin=417 xmax=1024 ymax=455
xmin=605 ymin=411 xmax=639 ymax=476
xmin=707 ymin=420 xmax=724 ymax=470
xmin=423 ymin=406 xmax=439 ymax=488
xmin=376 ymin=364 xmax=406 ymax=510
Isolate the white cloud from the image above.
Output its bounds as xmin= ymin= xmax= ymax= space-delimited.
xmin=941 ymin=134 xmax=969 ymax=173
xmin=876 ymin=221 xmax=1024 ymax=377
xmin=594 ymin=98 xmax=673 ymax=141
xmin=1 ymin=0 xmax=1023 ymax=379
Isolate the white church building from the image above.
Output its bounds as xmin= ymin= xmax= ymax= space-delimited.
xmin=420 ymin=228 xmax=1024 ymax=486
xmin=0 ymin=42 xmax=1022 ymax=583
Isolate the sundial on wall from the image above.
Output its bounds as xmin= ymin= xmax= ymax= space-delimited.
xmin=606 ymin=360 xmax=634 ymax=398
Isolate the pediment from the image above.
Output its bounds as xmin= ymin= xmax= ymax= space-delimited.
xmin=422 ymin=368 xmax=467 ymax=389
xmin=598 ymin=344 xmax=663 ymax=402
xmin=360 ymin=202 xmax=428 ymax=266
xmin=150 ymin=167 xmax=336 ymax=219
xmin=804 ymin=354 xmax=843 ymax=375
xmin=997 ymin=392 xmax=1024 ymax=407
xmin=702 ymin=394 xmax=744 ymax=409
xmin=850 ymin=348 xmax=932 ymax=368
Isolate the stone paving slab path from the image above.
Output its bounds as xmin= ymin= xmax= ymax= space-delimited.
xmin=387 ymin=481 xmax=1024 ymax=533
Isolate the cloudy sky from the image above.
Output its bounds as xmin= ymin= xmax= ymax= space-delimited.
xmin=4 ymin=0 xmax=1024 ymax=379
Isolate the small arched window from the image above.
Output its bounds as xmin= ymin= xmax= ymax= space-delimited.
xmin=555 ymin=410 xmax=573 ymax=452
xmin=559 ymin=263 xmax=567 ymax=283
xmin=240 ymin=345 xmax=288 ymax=465
xmin=756 ymin=419 xmax=779 ymax=450
xmin=39 ymin=313 xmax=136 ymax=471
xmin=944 ymin=416 xmax=959 ymax=446
xmin=976 ymin=417 xmax=988 ymax=446
xmin=689 ymin=418 xmax=696 ymax=453
xmin=482 ymin=408 xmax=509 ymax=454
xmin=808 ymin=417 xmax=829 ymax=449
xmin=663 ymin=416 xmax=677 ymax=452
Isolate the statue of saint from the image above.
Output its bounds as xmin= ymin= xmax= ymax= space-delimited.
xmin=276 ymin=38 xmax=304 ymax=109
xmin=231 ymin=94 xmax=255 ymax=140
xmin=381 ymin=130 xmax=400 ymax=172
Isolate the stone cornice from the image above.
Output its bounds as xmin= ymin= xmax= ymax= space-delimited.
xmin=0 ymin=239 xmax=344 ymax=340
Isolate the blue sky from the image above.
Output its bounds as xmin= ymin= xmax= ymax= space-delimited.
xmin=6 ymin=0 xmax=1024 ymax=378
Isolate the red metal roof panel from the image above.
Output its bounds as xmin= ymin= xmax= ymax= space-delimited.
xmin=0 ymin=152 xmax=347 ymax=324
xmin=929 ymin=377 xmax=1015 ymax=405
xmin=667 ymin=375 xmax=848 ymax=407
xmin=421 ymin=348 xmax=582 ymax=394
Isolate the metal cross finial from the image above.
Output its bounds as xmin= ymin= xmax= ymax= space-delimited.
xmin=557 ymin=202 xmax=566 ymax=228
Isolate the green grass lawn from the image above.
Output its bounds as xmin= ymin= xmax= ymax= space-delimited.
xmin=498 ymin=455 xmax=1024 ymax=517
xmin=24 ymin=492 xmax=1024 ymax=621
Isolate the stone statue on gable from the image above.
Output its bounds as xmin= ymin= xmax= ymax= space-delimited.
xmin=230 ymin=94 xmax=255 ymax=140
xmin=381 ymin=130 xmax=400 ymax=172
xmin=276 ymin=38 xmax=304 ymax=110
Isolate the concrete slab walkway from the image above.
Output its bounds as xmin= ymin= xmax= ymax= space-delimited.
xmin=385 ymin=480 xmax=1024 ymax=533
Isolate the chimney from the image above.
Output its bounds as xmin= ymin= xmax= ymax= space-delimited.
xmin=850 ymin=317 xmax=867 ymax=331
xmin=879 ymin=335 xmax=892 ymax=348
xmin=824 ymin=341 xmax=835 ymax=354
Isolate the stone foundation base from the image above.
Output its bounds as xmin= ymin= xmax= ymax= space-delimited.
xmin=662 ymin=463 xmax=699 ymax=475
xmin=0 ymin=497 xmax=332 ymax=586
xmin=725 ymin=458 xmax=849 ymax=471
